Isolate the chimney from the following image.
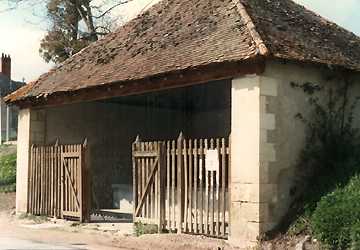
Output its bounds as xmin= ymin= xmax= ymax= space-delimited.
xmin=0 ymin=54 xmax=11 ymax=79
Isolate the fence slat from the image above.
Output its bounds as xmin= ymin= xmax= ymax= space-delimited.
xmin=199 ymin=139 xmax=204 ymax=234
xmin=183 ymin=139 xmax=188 ymax=233
xmin=171 ymin=140 xmax=176 ymax=231
xmin=166 ymin=141 xmax=170 ymax=230
xmin=188 ymin=139 xmax=193 ymax=233
xmin=194 ymin=139 xmax=198 ymax=234
xmin=131 ymin=136 xmax=230 ymax=239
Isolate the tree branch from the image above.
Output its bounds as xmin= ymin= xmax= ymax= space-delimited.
xmin=92 ymin=0 xmax=133 ymax=19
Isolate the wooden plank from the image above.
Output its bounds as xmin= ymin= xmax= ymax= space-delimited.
xmin=210 ymin=139 xmax=215 ymax=236
xmin=56 ymin=146 xmax=60 ymax=218
xmin=171 ymin=140 xmax=176 ymax=231
xmin=63 ymin=146 xmax=67 ymax=214
xmin=155 ymin=143 xmax=160 ymax=224
xmin=137 ymin=142 xmax=142 ymax=219
xmin=50 ymin=147 xmax=54 ymax=217
xmin=177 ymin=134 xmax=184 ymax=234
xmin=63 ymin=156 xmax=81 ymax=210
xmin=194 ymin=139 xmax=198 ymax=234
xmin=135 ymin=157 xmax=159 ymax=216
xmin=132 ymin=141 xmax=137 ymax=222
xmin=150 ymin=142 xmax=155 ymax=220
xmin=53 ymin=146 xmax=57 ymax=217
xmin=133 ymin=151 xmax=159 ymax=157
xmin=43 ymin=146 xmax=46 ymax=215
xmin=47 ymin=146 xmax=50 ymax=216
xmin=30 ymin=147 xmax=34 ymax=214
xmin=204 ymin=139 xmax=209 ymax=235
xmin=35 ymin=147 xmax=39 ymax=215
xmin=141 ymin=142 xmax=145 ymax=218
xmin=216 ymin=139 xmax=221 ymax=236
xmin=166 ymin=141 xmax=171 ymax=230
xmin=34 ymin=147 xmax=38 ymax=214
xmin=70 ymin=146 xmax=74 ymax=213
xmin=79 ymin=144 xmax=84 ymax=222
xmin=199 ymin=139 xmax=204 ymax=234
xmin=154 ymin=143 xmax=158 ymax=220
xmin=62 ymin=211 xmax=81 ymax=217
xmin=183 ymin=139 xmax=188 ymax=233
xmin=60 ymin=146 xmax=65 ymax=218
xmin=27 ymin=146 xmax=32 ymax=213
xmin=145 ymin=142 xmax=150 ymax=219
xmin=221 ymin=138 xmax=226 ymax=236
xmin=45 ymin=147 xmax=48 ymax=215
xmin=188 ymin=139 xmax=193 ymax=233
xmin=159 ymin=142 xmax=166 ymax=232
xmin=46 ymin=147 xmax=49 ymax=216
xmin=228 ymin=135 xmax=231 ymax=236
xmin=28 ymin=146 xmax=33 ymax=214
xmin=40 ymin=146 xmax=44 ymax=215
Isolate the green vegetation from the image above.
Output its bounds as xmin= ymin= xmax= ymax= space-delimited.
xmin=134 ymin=222 xmax=158 ymax=236
xmin=311 ymin=175 xmax=360 ymax=249
xmin=287 ymin=79 xmax=360 ymax=249
xmin=0 ymin=150 xmax=17 ymax=193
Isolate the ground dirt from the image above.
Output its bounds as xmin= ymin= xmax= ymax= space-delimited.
xmin=261 ymin=233 xmax=322 ymax=250
xmin=0 ymin=192 xmax=15 ymax=211
xmin=0 ymin=193 xmax=234 ymax=250
xmin=0 ymin=193 xmax=321 ymax=250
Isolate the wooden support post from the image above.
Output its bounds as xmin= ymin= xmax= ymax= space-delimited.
xmin=177 ymin=132 xmax=184 ymax=234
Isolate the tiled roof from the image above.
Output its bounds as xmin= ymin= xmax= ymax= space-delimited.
xmin=6 ymin=0 xmax=360 ymax=103
xmin=243 ymin=0 xmax=360 ymax=70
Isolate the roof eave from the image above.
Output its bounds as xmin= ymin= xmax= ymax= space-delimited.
xmin=9 ymin=57 xmax=266 ymax=109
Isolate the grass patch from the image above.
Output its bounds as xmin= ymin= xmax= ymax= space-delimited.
xmin=0 ymin=153 xmax=16 ymax=193
xmin=311 ymin=175 xmax=360 ymax=249
xmin=134 ymin=222 xmax=158 ymax=236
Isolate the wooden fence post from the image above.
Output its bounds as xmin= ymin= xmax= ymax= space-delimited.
xmin=132 ymin=135 xmax=141 ymax=222
xmin=177 ymin=132 xmax=184 ymax=234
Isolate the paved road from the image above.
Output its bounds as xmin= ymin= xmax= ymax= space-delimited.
xmin=0 ymin=237 xmax=87 ymax=250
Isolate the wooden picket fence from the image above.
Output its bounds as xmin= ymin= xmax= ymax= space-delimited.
xmin=133 ymin=134 xmax=230 ymax=238
xmin=28 ymin=144 xmax=62 ymax=217
xmin=27 ymin=142 xmax=87 ymax=221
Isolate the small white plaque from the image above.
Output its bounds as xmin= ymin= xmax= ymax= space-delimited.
xmin=205 ymin=149 xmax=219 ymax=172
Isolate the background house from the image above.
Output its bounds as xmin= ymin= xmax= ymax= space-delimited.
xmin=0 ymin=54 xmax=25 ymax=143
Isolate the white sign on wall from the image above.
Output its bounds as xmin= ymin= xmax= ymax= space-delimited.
xmin=205 ymin=149 xmax=219 ymax=172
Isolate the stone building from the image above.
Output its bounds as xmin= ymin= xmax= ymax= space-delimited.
xmin=5 ymin=0 xmax=360 ymax=247
xmin=0 ymin=54 xmax=25 ymax=143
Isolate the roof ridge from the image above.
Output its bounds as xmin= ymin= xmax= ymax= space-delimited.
xmin=231 ymin=0 xmax=269 ymax=56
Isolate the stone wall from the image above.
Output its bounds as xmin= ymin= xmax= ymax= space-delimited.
xmin=261 ymin=60 xmax=360 ymax=229
xmin=229 ymin=60 xmax=360 ymax=247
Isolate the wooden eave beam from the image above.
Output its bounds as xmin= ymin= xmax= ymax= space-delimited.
xmin=16 ymin=58 xmax=265 ymax=109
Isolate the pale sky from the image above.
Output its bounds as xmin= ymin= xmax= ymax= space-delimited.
xmin=0 ymin=0 xmax=359 ymax=82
